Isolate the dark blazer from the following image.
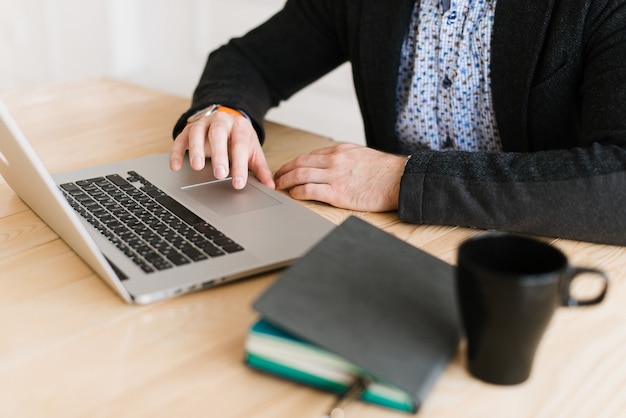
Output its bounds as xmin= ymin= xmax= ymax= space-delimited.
xmin=174 ymin=0 xmax=626 ymax=245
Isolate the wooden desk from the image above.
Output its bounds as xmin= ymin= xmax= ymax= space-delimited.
xmin=1 ymin=79 xmax=625 ymax=418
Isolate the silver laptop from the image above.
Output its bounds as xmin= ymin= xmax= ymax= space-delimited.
xmin=0 ymin=100 xmax=335 ymax=304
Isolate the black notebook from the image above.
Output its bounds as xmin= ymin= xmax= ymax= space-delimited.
xmin=252 ymin=216 xmax=461 ymax=412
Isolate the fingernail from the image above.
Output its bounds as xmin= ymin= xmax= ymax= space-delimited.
xmin=215 ymin=165 xmax=227 ymax=179
xmin=191 ymin=155 xmax=203 ymax=168
xmin=233 ymin=176 xmax=245 ymax=189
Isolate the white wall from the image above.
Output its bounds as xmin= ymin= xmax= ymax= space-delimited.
xmin=0 ymin=0 xmax=365 ymax=144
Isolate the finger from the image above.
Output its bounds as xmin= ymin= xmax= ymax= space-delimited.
xmin=231 ymin=119 xmax=275 ymax=189
xmin=170 ymin=129 xmax=190 ymax=171
xmin=250 ymin=151 xmax=275 ymax=189
xmin=275 ymin=166 xmax=329 ymax=191
xmin=206 ymin=118 xmax=232 ymax=179
xmin=187 ymin=121 xmax=210 ymax=170
xmin=288 ymin=182 xmax=335 ymax=205
xmin=228 ymin=121 xmax=252 ymax=189
xmin=227 ymin=118 xmax=276 ymax=189
xmin=274 ymin=154 xmax=330 ymax=179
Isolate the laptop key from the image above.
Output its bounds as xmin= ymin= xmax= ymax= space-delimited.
xmin=199 ymin=243 xmax=225 ymax=257
xmin=165 ymin=251 xmax=190 ymax=266
xmin=181 ymin=245 xmax=207 ymax=261
xmin=106 ymin=174 xmax=131 ymax=187
xmin=60 ymin=183 xmax=81 ymax=193
xmin=155 ymin=195 xmax=204 ymax=226
xmin=222 ymin=244 xmax=244 ymax=254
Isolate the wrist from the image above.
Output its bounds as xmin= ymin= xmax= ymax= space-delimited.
xmin=187 ymin=104 xmax=247 ymax=124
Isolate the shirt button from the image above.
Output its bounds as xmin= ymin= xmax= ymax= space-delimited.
xmin=442 ymin=76 xmax=452 ymax=88
xmin=447 ymin=11 xmax=457 ymax=24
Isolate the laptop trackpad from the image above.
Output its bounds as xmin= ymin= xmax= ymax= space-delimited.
xmin=182 ymin=180 xmax=281 ymax=217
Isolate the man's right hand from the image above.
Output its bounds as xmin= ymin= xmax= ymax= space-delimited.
xmin=169 ymin=107 xmax=275 ymax=190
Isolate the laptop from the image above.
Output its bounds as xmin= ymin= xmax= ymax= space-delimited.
xmin=0 ymin=100 xmax=336 ymax=304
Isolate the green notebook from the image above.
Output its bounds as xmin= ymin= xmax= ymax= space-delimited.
xmin=245 ymin=319 xmax=415 ymax=412
xmin=250 ymin=216 xmax=461 ymax=413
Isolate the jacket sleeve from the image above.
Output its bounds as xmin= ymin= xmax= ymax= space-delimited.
xmin=399 ymin=145 xmax=626 ymax=246
xmin=398 ymin=0 xmax=626 ymax=246
xmin=172 ymin=0 xmax=348 ymax=142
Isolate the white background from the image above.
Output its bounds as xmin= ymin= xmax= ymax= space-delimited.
xmin=0 ymin=0 xmax=365 ymax=144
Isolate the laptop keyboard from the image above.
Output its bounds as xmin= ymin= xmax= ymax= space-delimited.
xmin=59 ymin=171 xmax=244 ymax=275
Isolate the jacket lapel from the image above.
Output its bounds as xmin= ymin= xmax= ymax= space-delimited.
xmin=356 ymin=0 xmax=415 ymax=152
xmin=491 ymin=0 xmax=556 ymax=151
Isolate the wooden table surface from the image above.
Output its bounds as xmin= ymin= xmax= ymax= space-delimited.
xmin=1 ymin=79 xmax=625 ymax=418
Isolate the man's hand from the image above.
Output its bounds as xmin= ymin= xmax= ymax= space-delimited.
xmin=170 ymin=110 xmax=275 ymax=190
xmin=274 ymin=144 xmax=406 ymax=212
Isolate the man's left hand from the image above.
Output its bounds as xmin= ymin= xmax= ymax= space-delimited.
xmin=274 ymin=144 xmax=406 ymax=212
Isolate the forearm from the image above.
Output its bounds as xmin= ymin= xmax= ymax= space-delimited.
xmin=399 ymin=144 xmax=626 ymax=245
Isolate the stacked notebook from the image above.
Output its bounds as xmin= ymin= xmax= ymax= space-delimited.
xmin=244 ymin=216 xmax=461 ymax=413
xmin=245 ymin=318 xmax=416 ymax=412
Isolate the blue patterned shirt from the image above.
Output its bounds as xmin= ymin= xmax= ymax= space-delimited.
xmin=395 ymin=0 xmax=502 ymax=154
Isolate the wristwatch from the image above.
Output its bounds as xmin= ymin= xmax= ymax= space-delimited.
xmin=186 ymin=104 xmax=245 ymax=124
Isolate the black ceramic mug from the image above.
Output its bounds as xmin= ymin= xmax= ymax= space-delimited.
xmin=456 ymin=234 xmax=609 ymax=385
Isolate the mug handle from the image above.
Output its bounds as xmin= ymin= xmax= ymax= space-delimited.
xmin=560 ymin=267 xmax=609 ymax=307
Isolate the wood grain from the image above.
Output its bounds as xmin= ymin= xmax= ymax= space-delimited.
xmin=1 ymin=79 xmax=624 ymax=418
